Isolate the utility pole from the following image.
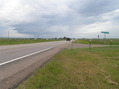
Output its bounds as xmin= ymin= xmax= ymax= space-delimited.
xmin=8 ymin=31 xmax=10 ymax=44
xmin=8 ymin=31 xmax=10 ymax=40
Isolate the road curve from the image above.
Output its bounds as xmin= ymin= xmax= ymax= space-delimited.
xmin=0 ymin=41 xmax=71 ymax=89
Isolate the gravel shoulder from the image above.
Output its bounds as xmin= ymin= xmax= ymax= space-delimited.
xmin=67 ymin=43 xmax=110 ymax=49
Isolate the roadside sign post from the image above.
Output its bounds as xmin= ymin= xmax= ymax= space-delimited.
xmin=101 ymin=31 xmax=109 ymax=39
xmin=101 ymin=31 xmax=109 ymax=44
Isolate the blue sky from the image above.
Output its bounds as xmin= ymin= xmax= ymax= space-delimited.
xmin=0 ymin=0 xmax=119 ymax=38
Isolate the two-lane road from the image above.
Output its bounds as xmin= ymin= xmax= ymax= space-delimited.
xmin=0 ymin=41 xmax=71 ymax=89
xmin=0 ymin=41 xmax=69 ymax=65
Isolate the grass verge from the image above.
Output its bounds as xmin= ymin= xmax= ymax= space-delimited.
xmin=75 ymin=39 xmax=119 ymax=45
xmin=0 ymin=38 xmax=63 ymax=45
xmin=16 ymin=46 xmax=119 ymax=89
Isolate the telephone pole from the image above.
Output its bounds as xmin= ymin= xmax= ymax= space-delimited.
xmin=8 ymin=31 xmax=10 ymax=40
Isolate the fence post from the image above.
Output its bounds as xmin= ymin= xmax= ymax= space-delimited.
xmin=110 ymin=40 xmax=112 ymax=48
xmin=89 ymin=40 xmax=91 ymax=50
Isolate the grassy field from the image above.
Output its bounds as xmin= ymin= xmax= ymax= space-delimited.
xmin=75 ymin=39 xmax=119 ymax=45
xmin=17 ymin=46 xmax=119 ymax=89
xmin=0 ymin=38 xmax=63 ymax=45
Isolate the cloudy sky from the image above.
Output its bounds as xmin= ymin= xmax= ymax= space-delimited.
xmin=0 ymin=0 xmax=119 ymax=38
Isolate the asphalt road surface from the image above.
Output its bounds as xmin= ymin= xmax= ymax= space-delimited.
xmin=0 ymin=41 xmax=70 ymax=65
xmin=0 ymin=41 xmax=71 ymax=89
xmin=0 ymin=41 xmax=109 ymax=89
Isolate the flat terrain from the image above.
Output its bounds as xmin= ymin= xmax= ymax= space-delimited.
xmin=17 ymin=46 xmax=119 ymax=89
xmin=0 ymin=38 xmax=62 ymax=45
xmin=0 ymin=41 xmax=67 ymax=64
xmin=0 ymin=41 xmax=70 ymax=89
xmin=75 ymin=39 xmax=119 ymax=45
xmin=67 ymin=43 xmax=109 ymax=49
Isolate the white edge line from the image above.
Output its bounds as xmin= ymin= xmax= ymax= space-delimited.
xmin=0 ymin=47 xmax=53 ymax=66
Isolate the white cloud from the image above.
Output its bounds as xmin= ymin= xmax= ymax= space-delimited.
xmin=0 ymin=26 xmax=31 ymax=37
xmin=77 ymin=22 xmax=111 ymax=33
xmin=48 ymin=25 xmax=69 ymax=32
xmin=0 ymin=0 xmax=119 ymax=38
xmin=8 ymin=29 xmax=31 ymax=38
xmin=0 ymin=0 xmax=72 ymax=26
xmin=0 ymin=0 xmax=36 ymax=26
xmin=101 ymin=9 xmax=119 ymax=21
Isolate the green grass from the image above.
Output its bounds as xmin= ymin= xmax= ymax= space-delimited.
xmin=0 ymin=38 xmax=63 ymax=45
xmin=16 ymin=46 xmax=119 ymax=89
xmin=75 ymin=39 xmax=119 ymax=45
